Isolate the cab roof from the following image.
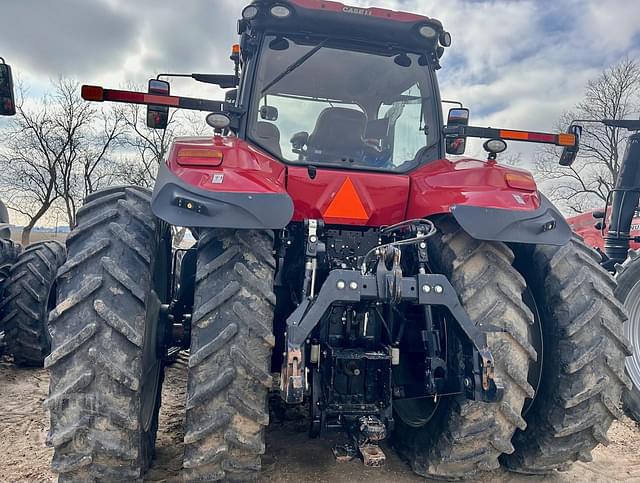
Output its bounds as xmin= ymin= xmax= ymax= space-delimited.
xmin=287 ymin=0 xmax=433 ymax=23
xmin=243 ymin=1 xmax=447 ymax=55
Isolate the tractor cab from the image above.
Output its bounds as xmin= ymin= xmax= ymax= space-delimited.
xmin=236 ymin=0 xmax=450 ymax=172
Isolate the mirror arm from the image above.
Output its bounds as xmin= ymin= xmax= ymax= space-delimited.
xmin=444 ymin=125 xmax=578 ymax=148
xmin=82 ymin=86 xmax=246 ymax=115
xmin=191 ymin=74 xmax=239 ymax=88
xmin=156 ymin=73 xmax=240 ymax=89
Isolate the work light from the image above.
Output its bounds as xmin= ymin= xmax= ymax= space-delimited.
xmin=270 ymin=5 xmax=292 ymax=18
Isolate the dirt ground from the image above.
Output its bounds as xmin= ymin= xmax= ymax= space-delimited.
xmin=2 ymin=358 xmax=640 ymax=483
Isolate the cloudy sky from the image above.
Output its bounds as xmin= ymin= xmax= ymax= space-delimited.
xmin=2 ymin=0 xmax=640 ymax=156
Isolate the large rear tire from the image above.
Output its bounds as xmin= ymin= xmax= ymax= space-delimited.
xmin=503 ymin=238 xmax=630 ymax=473
xmin=0 ymin=238 xmax=21 ymax=355
xmin=2 ymin=240 xmax=66 ymax=366
xmin=45 ymin=186 xmax=170 ymax=481
xmin=615 ymin=249 xmax=640 ymax=421
xmin=394 ymin=218 xmax=536 ymax=479
xmin=183 ymin=228 xmax=275 ymax=482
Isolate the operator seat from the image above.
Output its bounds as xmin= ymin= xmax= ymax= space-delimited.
xmin=307 ymin=107 xmax=367 ymax=161
xmin=255 ymin=121 xmax=283 ymax=158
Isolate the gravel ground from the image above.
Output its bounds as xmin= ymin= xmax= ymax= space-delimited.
xmin=2 ymin=358 xmax=640 ymax=482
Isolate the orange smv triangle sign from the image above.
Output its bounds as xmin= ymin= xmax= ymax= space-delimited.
xmin=323 ymin=177 xmax=369 ymax=222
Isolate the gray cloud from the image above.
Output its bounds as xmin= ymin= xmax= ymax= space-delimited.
xmin=0 ymin=0 xmax=138 ymax=76
xmin=113 ymin=0 xmax=242 ymax=74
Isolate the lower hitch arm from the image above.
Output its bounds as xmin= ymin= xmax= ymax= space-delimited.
xmin=281 ymin=267 xmax=504 ymax=404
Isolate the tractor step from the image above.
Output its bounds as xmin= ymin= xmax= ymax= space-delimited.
xmin=360 ymin=443 xmax=386 ymax=467
xmin=331 ymin=442 xmax=387 ymax=467
xmin=332 ymin=442 xmax=358 ymax=462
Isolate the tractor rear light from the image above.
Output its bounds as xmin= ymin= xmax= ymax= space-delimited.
xmin=242 ymin=5 xmax=259 ymax=19
xmin=270 ymin=5 xmax=292 ymax=18
xmin=176 ymin=149 xmax=224 ymax=167
xmin=505 ymin=173 xmax=537 ymax=192
xmin=81 ymin=85 xmax=104 ymax=102
xmin=439 ymin=31 xmax=452 ymax=47
xmin=206 ymin=113 xmax=231 ymax=130
xmin=418 ymin=25 xmax=438 ymax=39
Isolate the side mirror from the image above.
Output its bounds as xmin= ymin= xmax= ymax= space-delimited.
xmin=146 ymin=79 xmax=170 ymax=129
xmin=0 ymin=60 xmax=16 ymax=116
xmin=260 ymin=105 xmax=278 ymax=122
xmin=559 ymin=124 xmax=582 ymax=167
xmin=445 ymin=108 xmax=469 ymax=155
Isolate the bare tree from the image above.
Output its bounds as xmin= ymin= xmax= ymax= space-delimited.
xmin=535 ymin=58 xmax=640 ymax=214
xmin=0 ymin=86 xmax=62 ymax=245
xmin=53 ymin=80 xmax=126 ymax=228
xmin=0 ymin=79 xmax=126 ymax=242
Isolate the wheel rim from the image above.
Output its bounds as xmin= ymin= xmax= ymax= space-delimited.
xmin=522 ymin=286 xmax=543 ymax=415
xmin=624 ymin=278 xmax=640 ymax=390
xmin=141 ymin=226 xmax=171 ymax=433
xmin=394 ymin=397 xmax=440 ymax=427
xmin=393 ymin=316 xmax=447 ymax=428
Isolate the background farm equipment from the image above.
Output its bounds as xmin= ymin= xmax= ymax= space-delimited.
xmin=0 ymin=58 xmax=67 ymax=366
xmin=567 ymin=118 xmax=640 ymax=421
xmin=43 ymin=1 xmax=628 ymax=481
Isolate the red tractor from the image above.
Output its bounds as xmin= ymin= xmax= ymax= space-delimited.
xmin=46 ymin=1 xmax=628 ymax=481
xmin=567 ymin=119 xmax=640 ymax=421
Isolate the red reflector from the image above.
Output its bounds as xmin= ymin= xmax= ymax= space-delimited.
xmin=528 ymin=132 xmax=556 ymax=143
xmin=103 ymin=89 xmax=145 ymax=104
xmin=81 ymin=85 xmax=104 ymax=102
xmin=505 ymin=173 xmax=537 ymax=191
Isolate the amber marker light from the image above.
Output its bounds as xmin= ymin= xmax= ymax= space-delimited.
xmin=505 ymin=173 xmax=537 ymax=191
xmin=176 ymin=149 xmax=224 ymax=167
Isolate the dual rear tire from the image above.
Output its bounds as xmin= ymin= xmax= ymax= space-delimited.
xmin=46 ymin=187 xmax=275 ymax=482
xmin=503 ymin=238 xmax=630 ymax=473
xmin=395 ymin=223 xmax=629 ymax=478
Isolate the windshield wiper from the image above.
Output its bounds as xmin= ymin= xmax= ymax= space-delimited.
xmin=261 ymin=39 xmax=329 ymax=95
